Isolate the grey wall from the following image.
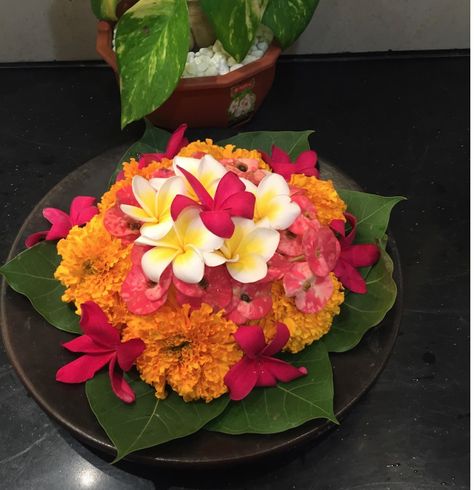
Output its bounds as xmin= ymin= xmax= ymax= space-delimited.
xmin=0 ymin=0 xmax=469 ymax=62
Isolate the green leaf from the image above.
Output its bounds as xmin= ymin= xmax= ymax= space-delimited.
xmin=200 ymin=0 xmax=269 ymax=62
xmin=263 ymin=0 xmax=320 ymax=49
xmin=338 ymin=190 xmax=406 ymax=244
xmin=0 ymin=242 xmax=80 ymax=334
xmin=86 ymin=371 xmax=229 ymax=461
xmin=206 ymin=341 xmax=336 ymax=435
xmin=115 ymin=0 xmax=189 ymax=127
xmin=323 ymin=247 xmax=397 ymax=353
xmin=90 ymin=0 xmax=120 ymax=21
xmin=108 ymin=122 xmax=171 ymax=186
xmin=218 ymin=130 xmax=313 ymax=159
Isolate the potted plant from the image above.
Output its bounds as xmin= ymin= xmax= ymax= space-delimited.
xmin=92 ymin=0 xmax=320 ymax=128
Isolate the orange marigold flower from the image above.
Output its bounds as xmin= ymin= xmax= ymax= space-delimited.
xmin=290 ymin=174 xmax=346 ymax=225
xmin=122 ymin=304 xmax=242 ymax=402
xmin=178 ymin=139 xmax=270 ymax=170
xmin=54 ymin=215 xmax=132 ymax=327
xmin=258 ymin=274 xmax=344 ymax=353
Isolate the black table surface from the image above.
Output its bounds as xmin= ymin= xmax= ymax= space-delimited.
xmin=0 ymin=53 xmax=469 ymax=489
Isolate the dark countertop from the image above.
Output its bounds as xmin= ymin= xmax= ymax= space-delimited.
xmin=0 ymin=53 xmax=469 ymax=489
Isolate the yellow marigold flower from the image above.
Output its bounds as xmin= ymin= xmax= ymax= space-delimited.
xmin=259 ymin=274 xmax=344 ymax=353
xmin=122 ymin=304 xmax=242 ymax=402
xmin=178 ymin=139 xmax=270 ymax=170
xmin=290 ymin=174 xmax=346 ymax=225
xmin=54 ymin=215 xmax=132 ymax=327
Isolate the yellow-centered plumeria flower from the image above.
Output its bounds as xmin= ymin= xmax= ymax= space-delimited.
xmin=246 ymin=173 xmax=301 ymax=229
xmin=173 ymin=154 xmax=227 ymax=197
xmin=138 ymin=208 xmax=224 ymax=284
xmin=204 ymin=218 xmax=280 ymax=283
xmin=120 ymin=175 xmax=187 ymax=241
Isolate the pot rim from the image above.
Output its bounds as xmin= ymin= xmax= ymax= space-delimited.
xmin=96 ymin=20 xmax=281 ymax=92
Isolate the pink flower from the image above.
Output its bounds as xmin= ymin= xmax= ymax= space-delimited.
xmin=302 ymin=223 xmax=341 ymax=277
xmin=115 ymin=124 xmax=187 ymax=181
xmin=224 ymin=323 xmax=307 ymax=400
xmin=103 ymin=186 xmax=141 ymax=245
xmin=283 ymin=262 xmax=334 ymax=313
xmin=171 ymin=167 xmax=255 ymax=238
xmin=174 ymin=265 xmax=232 ymax=311
xmin=330 ymin=213 xmax=380 ymax=294
xmin=226 ymin=282 xmax=273 ymax=324
xmin=56 ymin=301 xmax=145 ymax=403
xmin=220 ymin=157 xmax=267 ymax=184
xmin=25 ymin=196 xmax=98 ymax=248
xmin=261 ymin=145 xmax=319 ymax=181
xmin=121 ymin=245 xmax=172 ymax=315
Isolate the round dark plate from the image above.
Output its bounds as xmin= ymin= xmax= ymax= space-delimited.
xmin=1 ymin=147 xmax=403 ymax=468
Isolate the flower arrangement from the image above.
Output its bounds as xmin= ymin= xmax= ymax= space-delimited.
xmin=0 ymin=125 xmax=403 ymax=461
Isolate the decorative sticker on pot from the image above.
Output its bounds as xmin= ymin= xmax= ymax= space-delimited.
xmin=228 ymin=78 xmax=257 ymax=126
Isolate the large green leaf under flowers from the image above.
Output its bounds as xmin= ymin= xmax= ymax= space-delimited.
xmin=86 ymin=371 xmax=229 ymax=461
xmin=218 ymin=130 xmax=313 ymax=159
xmin=206 ymin=341 xmax=336 ymax=434
xmin=115 ymin=0 xmax=189 ymax=127
xmin=0 ymin=242 xmax=80 ymax=334
xmin=200 ymin=0 xmax=269 ymax=62
xmin=263 ymin=0 xmax=320 ymax=49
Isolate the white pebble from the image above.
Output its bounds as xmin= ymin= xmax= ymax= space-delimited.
xmin=218 ymin=66 xmax=230 ymax=75
xmin=227 ymin=56 xmax=237 ymax=67
xmin=243 ymin=55 xmax=257 ymax=65
xmin=252 ymin=49 xmax=264 ymax=58
xmin=229 ymin=63 xmax=244 ymax=72
xmin=257 ymin=41 xmax=268 ymax=52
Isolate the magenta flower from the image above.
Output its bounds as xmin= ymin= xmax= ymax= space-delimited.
xmin=56 ymin=301 xmax=145 ymax=403
xmin=174 ymin=265 xmax=232 ymax=311
xmin=330 ymin=213 xmax=380 ymax=294
xmin=224 ymin=323 xmax=307 ymax=401
xmin=261 ymin=145 xmax=319 ymax=181
xmin=220 ymin=157 xmax=267 ymax=184
xmin=120 ymin=245 xmax=172 ymax=315
xmin=226 ymin=282 xmax=273 ymax=324
xmin=138 ymin=123 xmax=188 ymax=169
xmin=171 ymin=167 xmax=255 ymax=238
xmin=25 ymin=196 xmax=98 ymax=248
xmin=283 ymin=262 xmax=334 ymax=313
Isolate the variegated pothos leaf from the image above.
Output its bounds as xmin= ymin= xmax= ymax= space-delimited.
xmin=115 ymin=0 xmax=189 ymax=127
xmin=263 ymin=0 xmax=320 ymax=49
xmin=90 ymin=0 xmax=120 ymax=21
xmin=200 ymin=0 xmax=269 ymax=62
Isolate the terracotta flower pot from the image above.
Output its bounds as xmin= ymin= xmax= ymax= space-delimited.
xmin=96 ymin=21 xmax=281 ymax=129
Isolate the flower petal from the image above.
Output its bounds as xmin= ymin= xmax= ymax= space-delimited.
xmin=116 ymin=338 xmax=145 ymax=371
xmin=172 ymin=247 xmax=205 ymax=284
xmin=303 ymin=226 xmax=341 ymax=277
xmin=203 ymin=251 xmax=228 ymax=267
xmin=181 ymin=209 xmax=224 ymax=252
xmin=142 ymin=247 xmax=178 ymax=283
xmin=120 ymin=204 xmax=155 ymax=223
xmin=165 ymin=123 xmax=188 ymax=157
xmin=224 ymin=357 xmax=258 ymax=401
xmin=69 ymin=196 xmax=98 ymax=224
xmin=132 ymin=175 xmax=157 ymax=217
xmin=56 ymin=353 xmax=113 ymax=383
xmin=263 ymin=357 xmax=308 ymax=383
xmin=177 ymin=165 xmax=214 ymax=209
xmin=43 ymin=208 xmax=72 ymax=240
xmin=108 ymin=357 xmax=136 ymax=403
xmin=213 ymin=171 xmax=245 ymax=208
xmin=156 ymin=176 xmax=188 ymax=218
xmin=140 ymin=219 xmax=174 ymax=241
xmin=227 ymin=253 xmax=268 ymax=283
xmin=62 ymin=335 xmax=111 ymax=354
xmin=341 ymin=244 xmax=380 ymax=268
xmin=201 ymin=210 xmax=235 ymax=238
xmin=334 ymin=260 xmax=367 ymax=294
xmin=79 ymin=301 xmax=120 ymax=347
xmin=261 ymin=322 xmax=290 ymax=356
xmin=25 ymin=231 xmax=48 ymax=248
xmin=295 ymin=274 xmax=334 ymax=313
xmin=219 ymin=191 xmax=255 ymax=220
xmin=270 ymin=145 xmax=292 ymax=163
xmin=260 ymin=195 xmax=301 ymax=230
xmin=170 ymin=194 xmax=200 ymax=221
xmin=234 ymin=326 xmax=267 ymax=357
xmin=238 ymin=226 xmax=280 ymax=262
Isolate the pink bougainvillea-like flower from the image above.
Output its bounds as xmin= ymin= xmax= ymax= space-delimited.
xmin=226 ymin=282 xmax=273 ymax=324
xmin=56 ymin=301 xmax=145 ymax=403
xmin=302 ymin=222 xmax=341 ymax=277
xmin=174 ymin=265 xmax=232 ymax=311
xmin=104 ymin=186 xmax=141 ymax=245
xmin=261 ymin=145 xmax=319 ymax=181
xmin=25 ymin=196 xmax=98 ymax=248
xmin=171 ymin=167 xmax=255 ymax=238
xmin=138 ymin=123 xmax=188 ymax=169
xmin=121 ymin=245 xmax=172 ymax=315
xmin=220 ymin=157 xmax=267 ymax=184
xmin=224 ymin=323 xmax=307 ymax=400
xmin=283 ymin=262 xmax=334 ymax=313
xmin=330 ymin=213 xmax=380 ymax=294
